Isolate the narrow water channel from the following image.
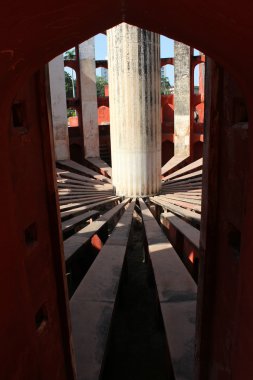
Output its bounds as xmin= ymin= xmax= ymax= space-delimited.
xmin=102 ymin=206 xmax=174 ymax=380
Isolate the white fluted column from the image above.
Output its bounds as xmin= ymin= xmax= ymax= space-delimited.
xmin=48 ymin=54 xmax=70 ymax=161
xmin=174 ymin=42 xmax=191 ymax=157
xmin=107 ymin=23 xmax=161 ymax=197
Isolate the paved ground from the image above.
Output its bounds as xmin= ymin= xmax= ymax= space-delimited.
xmin=102 ymin=209 xmax=174 ymax=380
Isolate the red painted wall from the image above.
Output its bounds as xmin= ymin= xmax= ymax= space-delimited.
xmin=98 ymin=105 xmax=110 ymax=125
xmin=197 ymin=60 xmax=251 ymax=379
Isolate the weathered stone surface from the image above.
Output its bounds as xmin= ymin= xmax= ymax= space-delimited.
xmin=107 ymin=23 xmax=161 ymax=197
xmin=139 ymin=198 xmax=196 ymax=380
xmin=49 ymin=54 xmax=70 ymax=160
xmin=174 ymin=42 xmax=191 ymax=157
xmin=79 ymin=38 xmax=100 ymax=158
xmin=70 ymin=201 xmax=135 ymax=380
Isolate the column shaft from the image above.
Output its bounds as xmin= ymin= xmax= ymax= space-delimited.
xmin=48 ymin=54 xmax=70 ymax=161
xmin=107 ymin=23 xmax=161 ymax=197
xmin=174 ymin=42 xmax=191 ymax=157
xmin=79 ymin=38 xmax=99 ymax=158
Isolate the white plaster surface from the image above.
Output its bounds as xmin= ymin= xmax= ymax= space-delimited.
xmin=174 ymin=42 xmax=191 ymax=157
xmin=49 ymin=54 xmax=70 ymax=161
xmin=107 ymin=23 xmax=161 ymax=197
xmin=79 ymin=38 xmax=99 ymax=158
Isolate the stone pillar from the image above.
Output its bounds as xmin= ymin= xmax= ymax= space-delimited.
xmin=174 ymin=42 xmax=191 ymax=157
xmin=107 ymin=23 xmax=161 ymax=197
xmin=199 ymin=61 xmax=205 ymax=97
xmin=48 ymin=54 xmax=70 ymax=161
xmin=79 ymin=38 xmax=99 ymax=158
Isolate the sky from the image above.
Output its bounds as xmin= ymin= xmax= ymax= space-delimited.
xmin=94 ymin=34 xmax=200 ymax=86
xmin=65 ymin=34 xmax=200 ymax=85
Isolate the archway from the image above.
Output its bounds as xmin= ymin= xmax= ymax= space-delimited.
xmin=1 ymin=3 xmax=253 ymax=380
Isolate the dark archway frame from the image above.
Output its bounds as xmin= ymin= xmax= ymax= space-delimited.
xmin=1 ymin=2 xmax=253 ymax=379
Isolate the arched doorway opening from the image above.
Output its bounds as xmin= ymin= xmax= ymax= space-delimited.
xmin=1 ymin=3 xmax=252 ymax=379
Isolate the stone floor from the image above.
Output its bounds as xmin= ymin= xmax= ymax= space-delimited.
xmin=102 ymin=210 xmax=174 ymax=380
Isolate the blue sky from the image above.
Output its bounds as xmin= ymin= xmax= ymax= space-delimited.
xmin=94 ymin=34 xmax=176 ymax=59
xmin=94 ymin=34 xmax=200 ymax=86
xmin=65 ymin=34 xmax=200 ymax=85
